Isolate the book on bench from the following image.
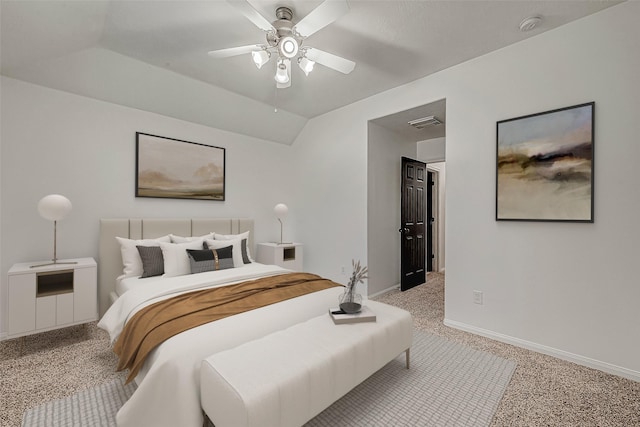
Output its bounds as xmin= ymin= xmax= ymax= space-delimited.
xmin=329 ymin=306 xmax=376 ymax=324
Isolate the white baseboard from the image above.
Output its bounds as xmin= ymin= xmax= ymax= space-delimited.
xmin=444 ymin=318 xmax=640 ymax=383
xmin=368 ymin=284 xmax=400 ymax=299
xmin=0 ymin=332 xmax=7 ymax=342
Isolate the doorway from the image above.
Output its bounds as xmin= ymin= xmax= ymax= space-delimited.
xmin=366 ymin=98 xmax=445 ymax=297
xmin=425 ymin=165 xmax=443 ymax=273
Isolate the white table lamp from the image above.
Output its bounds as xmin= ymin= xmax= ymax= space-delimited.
xmin=274 ymin=203 xmax=291 ymax=245
xmin=31 ymin=194 xmax=77 ymax=268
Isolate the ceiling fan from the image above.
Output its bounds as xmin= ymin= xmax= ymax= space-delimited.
xmin=208 ymin=0 xmax=356 ymax=89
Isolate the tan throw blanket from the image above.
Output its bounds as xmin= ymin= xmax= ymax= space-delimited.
xmin=114 ymin=272 xmax=342 ymax=383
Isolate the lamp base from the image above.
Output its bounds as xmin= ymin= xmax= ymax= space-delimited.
xmin=30 ymin=260 xmax=78 ymax=269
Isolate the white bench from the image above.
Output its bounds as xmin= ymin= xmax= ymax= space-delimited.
xmin=200 ymin=300 xmax=413 ymax=427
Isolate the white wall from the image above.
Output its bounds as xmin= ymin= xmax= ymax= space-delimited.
xmin=293 ymin=2 xmax=640 ymax=379
xmin=367 ymin=122 xmax=416 ymax=295
xmin=0 ymin=76 xmax=293 ymax=335
xmin=417 ymin=136 xmax=446 ymax=162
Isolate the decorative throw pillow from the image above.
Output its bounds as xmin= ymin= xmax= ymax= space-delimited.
xmin=136 ymin=245 xmax=165 ymax=278
xmin=214 ymin=231 xmax=253 ymax=263
xmin=186 ymin=246 xmax=234 ymax=274
xmin=205 ymin=238 xmax=245 ymax=267
xmin=160 ymin=240 xmax=205 ymax=277
xmin=116 ymin=235 xmax=171 ymax=277
xmin=169 ymin=232 xmax=214 ymax=244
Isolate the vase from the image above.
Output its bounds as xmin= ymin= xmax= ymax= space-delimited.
xmin=339 ymin=290 xmax=362 ymax=314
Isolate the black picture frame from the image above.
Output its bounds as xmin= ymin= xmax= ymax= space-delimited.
xmin=496 ymin=102 xmax=594 ymax=222
xmin=136 ymin=132 xmax=225 ymax=201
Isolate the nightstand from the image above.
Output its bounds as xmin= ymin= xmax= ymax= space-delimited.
xmin=7 ymin=257 xmax=97 ymax=339
xmin=256 ymin=243 xmax=303 ymax=271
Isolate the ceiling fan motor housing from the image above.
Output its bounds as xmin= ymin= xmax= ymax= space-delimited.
xmin=267 ymin=7 xmax=303 ymax=51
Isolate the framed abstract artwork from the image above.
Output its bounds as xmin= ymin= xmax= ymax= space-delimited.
xmin=136 ymin=132 xmax=225 ymax=201
xmin=496 ymin=102 xmax=594 ymax=222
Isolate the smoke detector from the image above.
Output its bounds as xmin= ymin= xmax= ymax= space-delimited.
xmin=519 ymin=16 xmax=542 ymax=32
xmin=408 ymin=116 xmax=443 ymax=129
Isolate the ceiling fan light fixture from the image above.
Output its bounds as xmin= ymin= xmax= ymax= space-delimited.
xmin=279 ymin=36 xmax=299 ymax=59
xmin=275 ymin=60 xmax=290 ymax=84
xmin=251 ymin=49 xmax=271 ymax=69
xmin=298 ymin=57 xmax=315 ymax=76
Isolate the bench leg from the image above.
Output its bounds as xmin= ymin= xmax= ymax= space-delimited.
xmin=405 ymin=348 xmax=410 ymax=369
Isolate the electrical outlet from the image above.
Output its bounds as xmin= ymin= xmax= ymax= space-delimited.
xmin=473 ymin=290 xmax=483 ymax=305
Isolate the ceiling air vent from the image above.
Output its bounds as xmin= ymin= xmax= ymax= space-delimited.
xmin=408 ymin=115 xmax=443 ymax=129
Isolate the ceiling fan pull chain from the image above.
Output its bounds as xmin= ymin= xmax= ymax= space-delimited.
xmin=274 ymin=85 xmax=278 ymax=113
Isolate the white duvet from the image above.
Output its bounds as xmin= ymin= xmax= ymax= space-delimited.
xmin=98 ymin=263 xmax=345 ymax=427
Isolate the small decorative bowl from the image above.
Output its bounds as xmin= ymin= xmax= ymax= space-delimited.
xmin=339 ymin=302 xmax=362 ymax=314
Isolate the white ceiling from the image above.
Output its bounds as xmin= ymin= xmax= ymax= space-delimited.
xmin=0 ymin=1 xmax=622 ymax=144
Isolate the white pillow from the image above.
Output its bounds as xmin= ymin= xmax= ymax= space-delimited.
xmin=116 ymin=235 xmax=171 ymax=278
xmin=205 ymin=238 xmax=244 ymax=267
xmin=214 ymin=231 xmax=254 ymax=262
xmin=170 ymin=232 xmax=214 ymax=243
xmin=160 ymin=240 xmax=205 ymax=277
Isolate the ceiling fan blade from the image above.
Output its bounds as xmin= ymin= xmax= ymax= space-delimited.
xmin=294 ymin=0 xmax=349 ymax=38
xmin=305 ymin=47 xmax=355 ymax=74
xmin=227 ymin=0 xmax=275 ymax=32
xmin=208 ymin=44 xmax=261 ymax=58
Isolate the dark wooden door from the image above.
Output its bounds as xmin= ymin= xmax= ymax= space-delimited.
xmin=400 ymin=157 xmax=426 ymax=291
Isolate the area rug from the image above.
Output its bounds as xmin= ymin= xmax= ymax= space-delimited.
xmin=22 ymin=331 xmax=516 ymax=427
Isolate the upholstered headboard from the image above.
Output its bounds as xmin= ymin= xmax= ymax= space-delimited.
xmin=98 ymin=218 xmax=254 ymax=316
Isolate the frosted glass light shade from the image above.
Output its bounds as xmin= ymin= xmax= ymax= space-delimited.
xmin=275 ymin=62 xmax=289 ymax=84
xmin=274 ymin=203 xmax=288 ymax=219
xmin=251 ymin=50 xmax=270 ymax=69
xmin=38 ymin=194 xmax=72 ymax=221
xmin=298 ymin=57 xmax=315 ymax=76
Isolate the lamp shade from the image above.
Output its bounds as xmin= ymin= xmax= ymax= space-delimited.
xmin=251 ymin=50 xmax=270 ymax=69
xmin=274 ymin=62 xmax=290 ymax=84
xmin=37 ymin=194 xmax=72 ymax=221
xmin=298 ymin=57 xmax=315 ymax=76
xmin=274 ymin=203 xmax=289 ymax=219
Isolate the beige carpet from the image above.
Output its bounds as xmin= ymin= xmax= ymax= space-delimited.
xmin=374 ymin=273 xmax=640 ymax=427
xmin=21 ymin=330 xmax=516 ymax=427
xmin=2 ymin=272 xmax=639 ymax=426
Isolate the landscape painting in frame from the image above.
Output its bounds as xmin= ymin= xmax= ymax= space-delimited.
xmin=496 ymin=102 xmax=594 ymax=222
xmin=136 ymin=133 xmax=225 ymax=201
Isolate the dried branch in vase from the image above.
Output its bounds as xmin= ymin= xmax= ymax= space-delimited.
xmin=345 ymin=259 xmax=368 ymax=295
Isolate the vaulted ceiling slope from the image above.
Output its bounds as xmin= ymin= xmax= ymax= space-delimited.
xmin=0 ymin=1 xmax=621 ymax=145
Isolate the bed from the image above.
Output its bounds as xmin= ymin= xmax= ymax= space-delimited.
xmin=97 ymin=218 xmax=346 ymax=427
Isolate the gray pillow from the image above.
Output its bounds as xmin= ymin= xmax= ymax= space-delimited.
xmin=187 ymin=246 xmax=234 ymax=274
xmin=136 ymin=245 xmax=165 ymax=278
xmin=241 ymin=238 xmax=252 ymax=264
